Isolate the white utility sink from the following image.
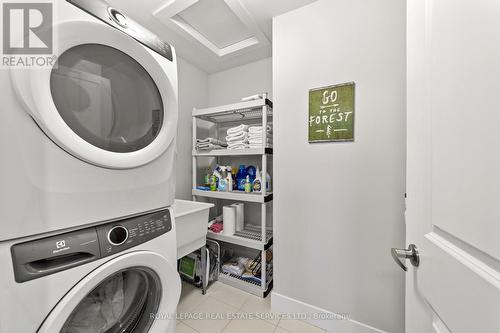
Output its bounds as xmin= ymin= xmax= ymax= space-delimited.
xmin=173 ymin=199 xmax=214 ymax=259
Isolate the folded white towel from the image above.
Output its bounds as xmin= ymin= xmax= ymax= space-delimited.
xmin=249 ymin=142 xmax=272 ymax=147
xmin=196 ymin=143 xmax=226 ymax=150
xmin=248 ymin=125 xmax=272 ymax=134
xmin=228 ymin=141 xmax=250 ymax=149
xmin=249 ymin=137 xmax=273 ymax=143
xmin=249 ymin=143 xmax=272 ymax=148
xmin=248 ymin=133 xmax=272 ymax=140
xmin=248 ymin=142 xmax=272 ymax=148
xmin=227 ymin=138 xmax=248 ymax=144
xmin=196 ymin=137 xmax=227 ymax=147
xmin=226 ymin=131 xmax=246 ymax=138
xmin=228 ymin=139 xmax=248 ymax=145
xmin=226 ymin=131 xmax=248 ymax=142
xmin=227 ymin=124 xmax=248 ymax=135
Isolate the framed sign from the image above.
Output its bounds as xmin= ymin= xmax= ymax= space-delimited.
xmin=308 ymin=82 xmax=355 ymax=142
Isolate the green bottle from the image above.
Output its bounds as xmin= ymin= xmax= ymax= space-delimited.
xmin=204 ymin=168 xmax=211 ymax=186
xmin=210 ymin=175 xmax=217 ymax=191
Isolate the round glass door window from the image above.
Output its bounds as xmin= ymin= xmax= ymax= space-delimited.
xmin=60 ymin=267 xmax=161 ymax=333
xmin=50 ymin=44 xmax=164 ymax=153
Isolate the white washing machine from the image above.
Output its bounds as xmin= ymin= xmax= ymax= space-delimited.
xmin=0 ymin=208 xmax=180 ymax=333
xmin=0 ymin=0 xmax=178 ymax=241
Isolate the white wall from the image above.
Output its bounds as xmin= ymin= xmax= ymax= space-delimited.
xmin=208 ymin=57 xmax=272 ymax=106
xmin=272 ymin=1 xmax=406 ymax=333
xmin=176 ymin=57 xmax=208 ymax=199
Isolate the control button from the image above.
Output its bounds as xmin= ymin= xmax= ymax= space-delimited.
xmin=107 ymin=226 xmax=128 ymax=246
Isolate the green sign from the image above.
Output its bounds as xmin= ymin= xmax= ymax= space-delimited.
xmin=308 ymin=82 xmax=355 ymax=142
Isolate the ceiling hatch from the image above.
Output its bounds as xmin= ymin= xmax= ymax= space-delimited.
xmin=154 ymin=0 xmax=269 ymax=57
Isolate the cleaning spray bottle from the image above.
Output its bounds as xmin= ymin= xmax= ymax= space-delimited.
xmin=226 ymin=169 xmax=233 ymax=192
xmin=266 ymin=171 xmax=272 ymax=191
xmin=212 ymin=167 xmax=222 ymax=191
xmin=218 ymin=167 xmax=227 ymax=191
xmin=204 ymin=167 xmax=211 ymax=186
xmin=210 ymin=175 xmax=217 ymax=191
xmin=252 ymin=166 xmax=262 ymax=192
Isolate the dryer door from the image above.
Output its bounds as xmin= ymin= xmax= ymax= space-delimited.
xmin=10 ymin=20 xmax=178 ymax=169
xmin=38 ymin=251 xmax=180 ymax=333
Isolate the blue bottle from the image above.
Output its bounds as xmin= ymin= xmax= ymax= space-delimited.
xmin=236 ymin=165 xmax=247 ymax=191
xmin=245 ymin=165 xmax=257 ymax=183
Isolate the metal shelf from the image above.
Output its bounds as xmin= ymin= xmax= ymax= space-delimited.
xmin=218 ymin=271 xmax=273 ymax=298
xmin=234 ymin=225 xmax=273 ymax=243
xmin=192 ymin=98 xmax=273 ymax=123
xmin=192 ymin=94 xmax=273 ymax=297
xmin=207 ymin=226 xmax=273 ymax=250
xmin=193 ymin=148 xmax=273 ymax=157
xmin=192 ymin=189 xmax=273 ymax=203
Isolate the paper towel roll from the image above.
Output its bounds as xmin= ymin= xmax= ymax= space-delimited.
xmin=232 ymin=203 xmax=245 ymax=231
xmin=223 ymin=206 xmax=236 ymax=235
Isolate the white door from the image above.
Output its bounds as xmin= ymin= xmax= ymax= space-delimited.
xmin=404 ymin=0 xmax=500 ymax=332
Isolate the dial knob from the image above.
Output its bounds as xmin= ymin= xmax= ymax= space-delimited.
xmin=107 ymin=226 xmax=128 ymax=246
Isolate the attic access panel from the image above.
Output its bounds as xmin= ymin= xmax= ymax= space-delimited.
xmin=154 ymin=0 xmax=269 ymax=57
xmin=176 ymin=0 xmax=253 ymax=49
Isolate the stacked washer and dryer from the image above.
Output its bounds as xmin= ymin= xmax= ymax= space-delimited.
xmin=0 ymin=0 xmax=181 ymax=332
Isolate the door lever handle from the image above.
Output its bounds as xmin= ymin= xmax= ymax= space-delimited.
xmin=391 ymin=244 xmax=420 ymax=271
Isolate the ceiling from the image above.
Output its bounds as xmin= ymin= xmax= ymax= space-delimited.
xmin=106 ymin=0 xmax=318 ymax=73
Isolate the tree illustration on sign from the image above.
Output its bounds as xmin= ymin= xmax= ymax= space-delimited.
xmin=326 ymin=124 xmax=332 ymax=138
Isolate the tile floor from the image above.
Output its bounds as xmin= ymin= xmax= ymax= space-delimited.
xmin=176 ymin=281 xmax=326 ymax=333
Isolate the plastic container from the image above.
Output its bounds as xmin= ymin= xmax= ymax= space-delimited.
xmin=246 ymin=165 xmax=257 ymax=182
xmin=236 ymin=165 xmax=247 ymax=191
xmin=253 ymin=167 xmax=262 ymax=192
xmin=244 ymin=175 xmax=252 ymax=193
xmin=173 ymin=199 xmax=214 ymax=259
xmin=266 ymin=171 xmax=272 ymax=191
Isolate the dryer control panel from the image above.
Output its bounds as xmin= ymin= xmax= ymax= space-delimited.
xmin=11 ymin=209 xmax=172 ymax=283
xmin=67 ymin=0 xmax=174 ymax=61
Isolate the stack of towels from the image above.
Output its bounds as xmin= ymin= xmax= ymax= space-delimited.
xmin=196 ymin=137 xmax=227 ymax=150
xmin=226 ymin=124 xmax=249 ymax=149
xmin=248 ymin=125 xmax=273 ymax=148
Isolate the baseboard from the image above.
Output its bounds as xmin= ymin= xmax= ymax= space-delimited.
xmin=271 ymin=292 xmax=388 ymax=333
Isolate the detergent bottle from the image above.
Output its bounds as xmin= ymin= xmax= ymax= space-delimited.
xmin=236 ymin=165 xmax=247 ymax=191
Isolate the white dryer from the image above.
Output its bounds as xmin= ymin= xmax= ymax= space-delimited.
xmin=0 ymin=0 xmax=178 ymax=240
xmin=0 ymin=208 xmax=180 ymax=333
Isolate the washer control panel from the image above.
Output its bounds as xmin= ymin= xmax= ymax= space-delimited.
xmin=96 ymin=209 xmax=172 ymax=257
xmin=11 ymin=208 xmax=172 ymax=283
